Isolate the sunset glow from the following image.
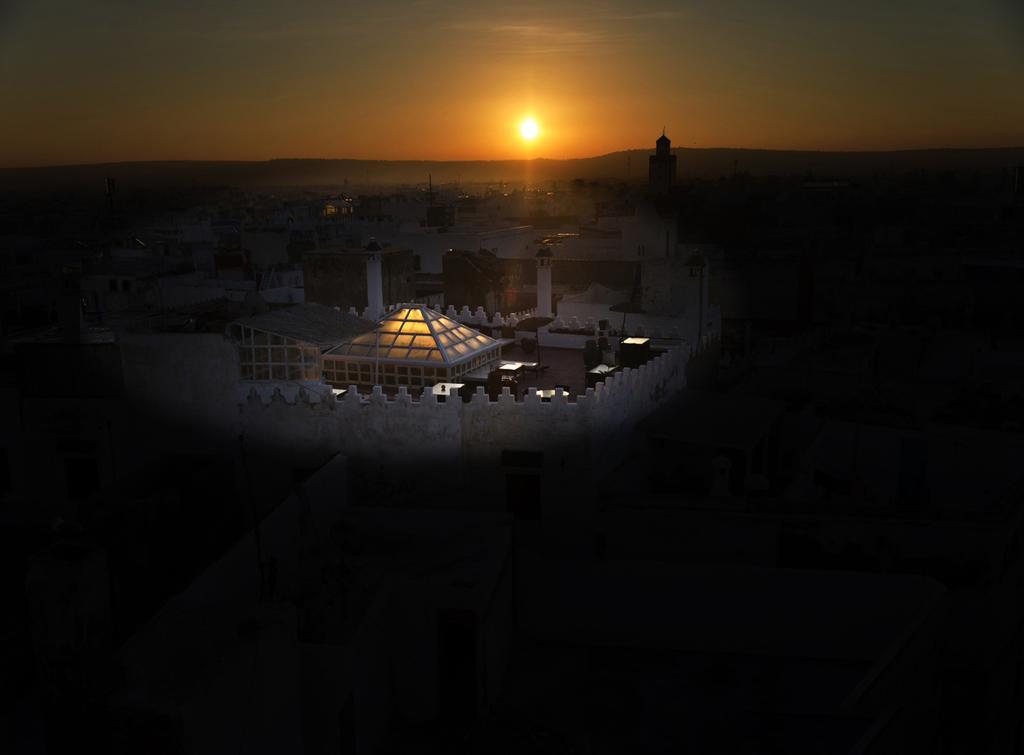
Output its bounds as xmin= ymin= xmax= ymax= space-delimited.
xmin=519 ymin=118 xmax=540 ymax=142
xmin=0 ymin=1 xmax=1022 ymax=166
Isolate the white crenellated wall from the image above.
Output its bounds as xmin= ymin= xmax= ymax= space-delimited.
xmin=236 ymin=346 xmax=689 ymax=484
xmin=344 ymin=303 xmax=537 ymax=329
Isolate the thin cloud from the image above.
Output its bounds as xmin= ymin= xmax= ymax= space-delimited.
xmin=445 ymin=19 xmax=611 ymax=55
xmin=601 ymin=10 xmax=683 ymax=21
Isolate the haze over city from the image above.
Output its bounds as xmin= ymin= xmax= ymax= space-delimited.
xmin=3 ymin=2 xmax=1024 ymax=754
xmin=2 ymin=0 xmax=1024 ymax=167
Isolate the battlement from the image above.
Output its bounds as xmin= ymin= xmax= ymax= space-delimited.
xmin=344 ymin=303 xmax=537 ymax=331
xmin=236 ymin=346 xmax=688 ymax=466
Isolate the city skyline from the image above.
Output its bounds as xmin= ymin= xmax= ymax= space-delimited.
xmin=2 ymin=0 xmax=1024 ymax=168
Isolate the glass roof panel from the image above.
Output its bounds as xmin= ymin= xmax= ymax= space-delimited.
xmin=337 ymin=305 xmax=500 ymax=368
xmin=403 ymin=321 xmax=431 ymax=335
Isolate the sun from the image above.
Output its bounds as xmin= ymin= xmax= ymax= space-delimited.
xmin=519 ymin=117 xmax=540 ymax=142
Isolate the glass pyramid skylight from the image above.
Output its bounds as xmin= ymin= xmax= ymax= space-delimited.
xmin=329 ymin=304 xmax=499 ymax=365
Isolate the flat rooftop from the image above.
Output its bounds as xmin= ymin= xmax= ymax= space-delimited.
xmin=500 ymin=343 xmax=588 ymax=397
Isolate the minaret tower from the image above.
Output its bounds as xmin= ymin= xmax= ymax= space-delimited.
xmin=648 ymin=128 xmax=677 ymax=195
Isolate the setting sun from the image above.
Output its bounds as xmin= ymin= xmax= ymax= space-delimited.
xmin=519 ymin=117 xmax=540 ymax=142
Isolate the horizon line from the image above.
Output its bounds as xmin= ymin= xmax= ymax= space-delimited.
xmin=4 ymin=144 xmax=1024 ymax=172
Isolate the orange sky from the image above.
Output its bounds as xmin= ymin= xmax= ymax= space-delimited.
xmin=2 ymin=0 xmax=1023 ymax=167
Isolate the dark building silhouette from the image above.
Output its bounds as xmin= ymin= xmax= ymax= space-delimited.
xmin=302 ymin=243 xmax=415 ymax=313
xmin=648 ymin=130 xmax=677 ymax=194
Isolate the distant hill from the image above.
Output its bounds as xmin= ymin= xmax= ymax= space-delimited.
xmin=2 ymin=147 xmax=1023 ymax=194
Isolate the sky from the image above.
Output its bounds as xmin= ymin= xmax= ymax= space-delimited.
xmin=1 ymin=0 xmax=1023 ymax=166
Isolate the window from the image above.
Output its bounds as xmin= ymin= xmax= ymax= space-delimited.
xmin=109 ymin=279 xmax=117 ymax=292
xmin=65 ymin=457 xmax=100 ymax=500
xmin=121 ymin=279 xmax=131 ymax=293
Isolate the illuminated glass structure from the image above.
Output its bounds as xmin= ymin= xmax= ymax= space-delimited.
xmin=323 ymin=304 xmax=501 ymax=388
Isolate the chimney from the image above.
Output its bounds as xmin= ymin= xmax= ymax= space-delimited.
xmin=364 ymin=239 xmax=384 ymax=319
xmin=58 ymin=270 xmax=84 ymax=343
xmin=535 ymin=246 xmax=553 ymax=318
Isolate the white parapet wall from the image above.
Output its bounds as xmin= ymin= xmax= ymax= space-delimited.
xmin=235 ymin=346 xmax=689 ymax=488
xmin=348 ymin=303 xmax=538 ymax=329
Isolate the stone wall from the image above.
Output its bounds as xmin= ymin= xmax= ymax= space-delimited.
xmin=341 ymin=303 xmax=537 ymax=331
xmin=236 ymin=347 xmax=688 ymax=508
